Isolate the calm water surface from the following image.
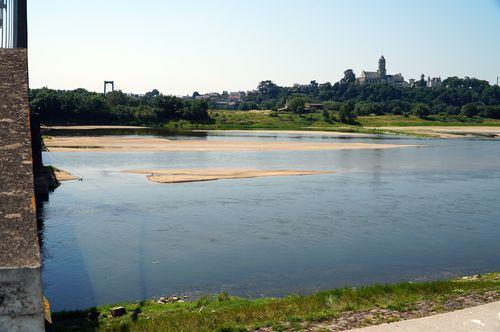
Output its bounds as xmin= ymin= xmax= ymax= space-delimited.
xmin=40 ymin=130 xmax=500 ymax=310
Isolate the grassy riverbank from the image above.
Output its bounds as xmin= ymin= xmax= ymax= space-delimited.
xmin=49 ymin=272 xmax=500 ymax=332
xmin=162 ymin=110 xmax=500 ymax=131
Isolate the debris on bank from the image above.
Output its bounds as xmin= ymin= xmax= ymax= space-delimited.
xmin=156 ymin=295 xmax=188 ymax=304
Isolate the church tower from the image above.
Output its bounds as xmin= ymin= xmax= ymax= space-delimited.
xmin=378 ymin=55 xmax=387 ymax=79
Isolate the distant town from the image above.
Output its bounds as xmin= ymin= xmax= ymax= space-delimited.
xmin=186 ymin=56 xmax=447 ymax=109
xmin=29 ymin=55 xmax=500 ymax=126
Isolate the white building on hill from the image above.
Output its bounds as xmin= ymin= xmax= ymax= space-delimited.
xmin=357 ymin=56 xmax=409 ymax=87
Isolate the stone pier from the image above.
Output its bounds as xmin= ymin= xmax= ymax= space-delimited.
xmin=0 ymin=48 xmax=45 ymax=331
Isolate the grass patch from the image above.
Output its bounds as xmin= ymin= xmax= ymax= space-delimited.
xmin=48 ymin=272 xmax=500 ymax=332
xmin=161 ymin=111 xmax=500 ymax=135
xmin=356 ymin=114 xmax=500 ymax=127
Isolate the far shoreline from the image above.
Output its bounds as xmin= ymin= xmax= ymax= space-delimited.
xmin=42 ymin=115 xmax=500 ymax=139
xmin=42 ymin=125 xmax=148 ymax=130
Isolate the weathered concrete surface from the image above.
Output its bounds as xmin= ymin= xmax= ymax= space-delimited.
xmin=0 ymin=48 xmax=44 ymax=330
xmin=0 ymin=269 xmax=44 ymax=331
xmin=349 ymin=301 xmax=500 ymax=332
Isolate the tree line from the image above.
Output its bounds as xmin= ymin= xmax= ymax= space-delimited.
xmin=29 ymin=88 xmax=210 ymax=125
xmin=31 ymin=73 xmax=500 ymax=126
xmin=242 ymin=74 xmax=500 ymax=120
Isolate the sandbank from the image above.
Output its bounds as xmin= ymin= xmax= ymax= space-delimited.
xmin=370 ymin=126 xmax=500 ymax=138
xmin=123 ymin=169 xmax=334 ymax=184
xmin=54 ymin=169 xmax=77 ymax=181
xmin=45 ymin=136 xmax=418 ymax=153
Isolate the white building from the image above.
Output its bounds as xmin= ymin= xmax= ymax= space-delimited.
xmin=357 ymin=55 xmax=409 ymax=87
xmin=427 ymin=77 xmax=442 ymax=88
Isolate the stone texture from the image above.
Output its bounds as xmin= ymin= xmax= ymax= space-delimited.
xmin=0 ymin=48 xmax=41 ymax=269
xmin=0 ymin=269 xmax=44 ymax=331
xmin=0 ymin=48 xmax=44 ymax=330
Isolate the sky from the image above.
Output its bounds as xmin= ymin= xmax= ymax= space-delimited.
xmin=28 ymin=0 xmax=500 ymax=95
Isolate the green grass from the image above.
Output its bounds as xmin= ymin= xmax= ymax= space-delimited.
xmin=162 ymin=111 xmax=500 ymax=133
xmin=165 ymin=110 xmax=346 ymax=131
xmin=356 ymin=114 xmax=500 ymax=127
xmin=49 ymin=273 xmax=500 ymax=332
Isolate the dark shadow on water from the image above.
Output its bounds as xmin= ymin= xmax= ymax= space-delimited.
xmin=42 ymin=127 xmax=209 ymax=139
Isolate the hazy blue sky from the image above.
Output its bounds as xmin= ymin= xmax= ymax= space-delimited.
xmin=28 ymin=0 xmax=500 ymax=95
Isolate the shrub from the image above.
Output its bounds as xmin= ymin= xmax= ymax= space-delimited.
xmin=412 ymin=103 xmax=431 ymax=118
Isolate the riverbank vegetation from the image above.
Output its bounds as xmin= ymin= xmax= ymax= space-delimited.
xmin=48 ymin=273 xmax=499 ymax=332
xmin=31 ymin=76 xmax=500 ymax=129
xmin=29 ymin=88 xmax=210 ymax=126
xmin=238 ymin=76 xmax=500 ymax=119
xmin=181 ymin=111 xmax=500 ymax=131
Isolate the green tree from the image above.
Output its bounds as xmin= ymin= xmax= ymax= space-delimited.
xmin=105 ymin=90 xmax=127 ymax=107
xmin=152 ymin=95 xmax=184 ymax=120
xmin=287 ymin=97 xmax=306 ymax=114
xmin=481 ymin=105 xmax=500 ymax=119
xmin=183 ymin=99 xmax=210 ymax=121
xmin=412 ymin=103 xmax=431 ymax=118
xmin=257 ymin=80 xmax=280 ymax=99
xmin=341 ymin=69 xmax=356 ymax=85
xmin=460 ymin=103 xmax=480 ymax=118
xmin=339 ymin=100 xmax=357 ymax=123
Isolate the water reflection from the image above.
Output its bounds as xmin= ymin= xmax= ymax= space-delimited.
xmin=42 ymin=127 xmax=209 ymax=139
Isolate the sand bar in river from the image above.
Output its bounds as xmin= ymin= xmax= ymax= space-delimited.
xmin=123 ymin=169 xmax=334 ymax=184
xmin=54 ymin=169 xmax=77 ymax=181
xmin=45 ymin=136 xmax=418 ymax=152
xmin=368 ymin=126 xmax=500 ymax=138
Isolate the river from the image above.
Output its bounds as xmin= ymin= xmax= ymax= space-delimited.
xmin=39 ymin=129 xmax=500 ymax=310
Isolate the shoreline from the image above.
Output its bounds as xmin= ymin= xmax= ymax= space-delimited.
xmin=49 ymin=272 xmax=500 ymax=332
xmin=366 ymin=126 xmax=500 ymax=139
xmin=193 ymin=129 xmax=377 ymax=137
xmin=42 ymin=123 xmax=500 ymax=139
xmin=42 ymin=125 xmax=148 ymax=130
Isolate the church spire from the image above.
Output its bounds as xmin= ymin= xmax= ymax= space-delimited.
xmin=378 ymin=55 xmax=387 ymax=78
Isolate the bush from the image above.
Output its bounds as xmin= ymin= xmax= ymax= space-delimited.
xmin=218 ymin=292 xmax=231 ymax=302
xmin=392 ymin=106 xmax=403 ymax=115
xmin=182 ymin=100 xmax=210 ymax=121
xmin=412 ymin=103 xmax=431 ymax=118
xmin=354 ymin=102 xmax=384 ymax=116
xmin=339 ymin=100 xmax=357 ymax=124
xmin=481 ymin=105 xmax=500 ymax=119
xmin=287 ymin=97 xmax=306 ymax=114
xmin=460 ymin=103 xmax=481 ymax=118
